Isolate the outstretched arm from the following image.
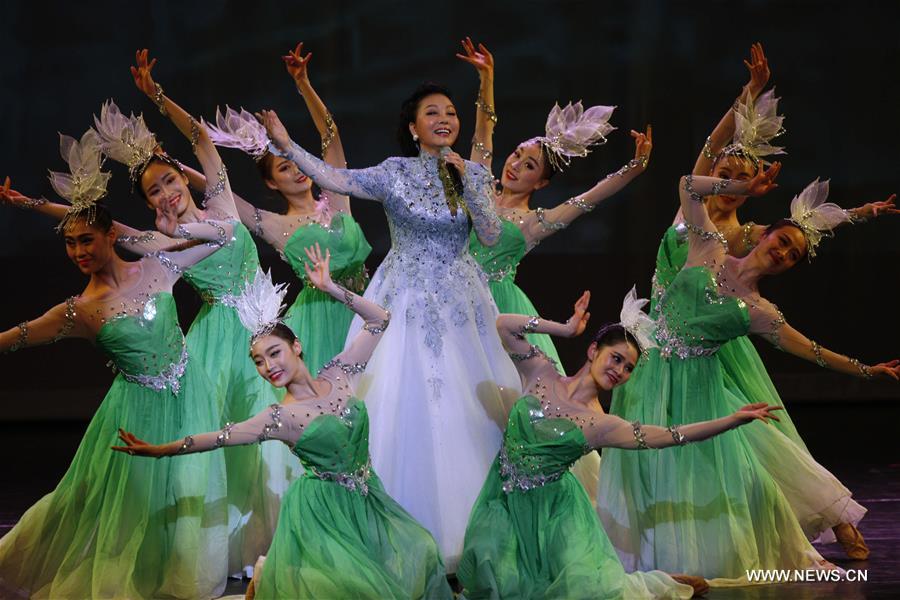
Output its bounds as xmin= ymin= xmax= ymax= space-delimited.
xmin=131 ymin=49 xmax=237 ymax=217
xmin=258 ymin=109 xmax=387 ymax=202
xmin=845 ymin=193 xmax=899 ymax=225
xmin=112 ymin=403 xmax=295 ymax=457
xmin=284 ymin=42 xmax=352 ymax=214
xmin=586 ymin=402 xmax=783 ymax=449
xmin=693 ymin=42 xmax=770 ymax=176
xmin=497 ymin=291 xmax=590 ymax=382
xmin=0 ymin=177 xmax=182 ymax=254
xmin=306 ymin=243 xmax=390 ymax=374
xmin=1 ymin=299 xmax=86 ymax=353
xmin=149 ymin=202 xmax=232 ymax=283
xmin=519 ymin=127 xmax=652 ymax=249
xmin=457 ymin=37 xmax=497 ymax=168
xmin=757 ymin=316 xmax=900 ymax=382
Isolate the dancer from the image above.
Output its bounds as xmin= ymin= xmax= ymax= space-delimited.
xmin=459 ymin=38 xmax=651 ymax=373
xmin=599 ymin=163 xmax=900 ymax=582
xmin=192 ymin=42 xmax=371 ymax=376
xmin=0 ymin=131 xmax=232 ymax=598
xmin=256 ymin=81 xmax=522 ymax=569
xmin=458 ymin=290 xmax=784 ymax=599
xmin=631 ymin=42 xmax=897 ymax=559
xmin=457 ymin=37 xmax=651 ymax=506
xmin=114 ymin=245 xmax=453 ymax=600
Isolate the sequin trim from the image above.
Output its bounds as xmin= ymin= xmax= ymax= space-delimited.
xmin=216 ymin=422 xmax=235 ymax=447
xmin=177 ymin=435 xmax=194 ymax=454
xmin=515 ymin=316 xmax=539 ymax=340
xmin=203 ymin=164 xmax=228 ymax=206
xmin=51 ymin=297 xmax=77 ymax=342
xmin=535 ymin=206 xmax=567 ymax=231
xmin=667 ymin=425 xmax=688 ymax=445
xmin=117 ymin=231 xmax=156 ymax=245
xmin=309 ymin=459 xmax=372 ymax=496
xmin=564 ymin=196 xmax=594 ymax=212
xmin=655 ymin=313 xmax=721 ymax=360
xmin=258 ymin=403 xmax=284 ymax=441
xmin=632 ymin=421 xmax=649 ymax=449
xmin=499 ymin=446 xmax=567 ymax=493
xmin=363 ymin=311 xmax=391 ymax=335
xmin=319 ymin=358 xmax=367 ymax=376
xmin=115 ymin=343 xmax=189 ymax=393
xmin=508 ymin=344 xmax=559 ymax=368
xmin=8 ymin=322 xmax=28 ymax=352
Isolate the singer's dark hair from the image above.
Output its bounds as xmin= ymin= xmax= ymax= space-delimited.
xmin=397 ymin=82 xmax=455 ymax=157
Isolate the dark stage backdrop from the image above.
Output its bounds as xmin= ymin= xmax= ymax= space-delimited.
xmin=1 ymin=0 xmax=898 ymax=419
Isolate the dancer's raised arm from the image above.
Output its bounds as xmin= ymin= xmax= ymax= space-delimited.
xmin=693 ymin=42 xmax=770 ymax=176
xmin=258 ymin=109 xmax=389 ymax=202
xmin=131 ymin=49 xmax=236 ymax=218
xmin=518 ymin=127 xmax=651 ymax=249
xmin=457 ymin=37 xmax=497 ymax=168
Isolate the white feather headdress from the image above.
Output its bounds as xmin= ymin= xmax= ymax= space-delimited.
xmin=203 ymin=106 xmax=271 ymax=160
xmin=93 ymin=100 xmax=159 ymax=182
xmin=535 ymin=101 xmax=616 ymax=172
xmin=48 ymin=129 xmax=112 ymax=230
xmin=232 ymin=268 xmax=290 ymax=342
xmin=723 ymin=89 xmax=786 ymax=165
xmin=788 ymin=178 xmax=851 ymax=258
xmin=618 ymin=286 xmax=657 ymax=352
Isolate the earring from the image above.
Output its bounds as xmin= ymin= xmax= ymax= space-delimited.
xmin=412 ymin=133 xmax=419 ymax=142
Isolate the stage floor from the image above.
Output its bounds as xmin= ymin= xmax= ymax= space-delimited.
xmin=2 ymin=418 xmax=898 ymax=599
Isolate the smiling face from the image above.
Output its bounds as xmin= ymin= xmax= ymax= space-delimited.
xmin=707 ymin=154 xmax=758 ymax=213
xmin=754 ymin=222 xmax=808 ymax=275
xmin=587 ymin=340 xmax=639 ymax=391
xmin=64 ymin=217 xmax=117 ymax=275
xmin=408 ymin=93 xmax=459 ymax=153
xmin=250 ymin=333 xmax=304 ymax=387
xmin=140 ymin=161 xmax=192 ymax=215
xmin=260 ymin=153 xmax=313 ymax=197
xmin=500 ymin=140 xmax=551 ymax=194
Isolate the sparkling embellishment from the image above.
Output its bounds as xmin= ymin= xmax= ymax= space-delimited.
xmin=117 ymin=231 xmax=156 ymax=245
xmin=472 ymin=140 xmax=493 ymax=160
xmin=667 ymin=424 xmax=688 ymax=445
xmin=8 ymin=322 xmax=28 ymax=352
xmin=811 ymin=340 xmax=827 ymax=367
xmin=535 ymin=206 xmax=567 ymax=231
xmin=498 ymin=446 xmax=567 ymax=494
xmin=309 ymin=459 xmax=372 ymax=496
xmin=321 ymin=111 xmax=336 ymax=157
xmin=508 ymin=344 xmax=559 ymax=368
xmin=253 ymin=207 xmax=264 ymax=237
xmin=50 ymin=297 xmax=78 ymax=342
xmin=632 ymin=421 xmax=649 ymax=450
xmin=363 ymin=311 xmax=391 ymax=335
xmin=563 ymin=196 xmax=594 ymax=212
xmin=189 ymin=117 xmax=201 ymax=154
xmin=116 ymin=343 xmax=189 ymax=393
xmin=475 ymin=95 xmax=498 ymax=124
xmin=177 ymin=435 xmax=194 ymax=454
xmin=683 ymin=174 xmax=704 ymax=203
xmin=849 ymin=357 xmax=872 ymax=380
xmin=515 ymin=316 xmax=539 ymax=340
xmin=319 ymin=358 xmax=367 ymax=376
xmin=151 ymin=251 xmax=183 ymax=274
xmin=259 ymin=403 xmax=284 ymax=441
xmin=203 ymin=164 xmax=228 ymax=205
xmin=655 ymin=312 xmax=721 ymax=360
xmin=702 ymin=136 xmax=717 ymax=160
xmin=605 ymin=156 xmax=647 ymax=179
xmin=175 ymin=224 xmax=194 ymax=240
xmin=216 ymin=422 xmax=235 ymax=447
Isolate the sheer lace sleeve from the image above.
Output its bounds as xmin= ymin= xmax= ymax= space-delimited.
xmin=463 ymin=161 xmax=501 ymax=245
xmin=174 ymin=403 xmax=302 ymax=454
xmin=1 ymin=297 xmax=86 ymax=352
xmin=269 ymin=141 xmax=389 ymax=202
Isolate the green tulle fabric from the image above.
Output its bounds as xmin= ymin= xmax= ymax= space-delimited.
xmin=254 ymin=400 xmax=452 ymax=599
xmin=470 ymin=220 xmax=564 ymax=374
xmin=0 ymin=294 xmax=229 ymax=599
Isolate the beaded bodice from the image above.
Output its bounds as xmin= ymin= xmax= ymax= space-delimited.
xmin=499 ymin=395 xmax=590 ymax=494
xmin=470 ymin=219 xmax=526 ymax=283
xmin=95 ymin=292 xmax=188 ymax=393
xmin=293 ymin=398 xmax=372 ymax=494
xmin=282 ymin=212 xmax=371 ymax=294
xmin=183 ymin=221 xmax=259 ymax=303
xmin=654 ymin=266 xmax=751 ymax=360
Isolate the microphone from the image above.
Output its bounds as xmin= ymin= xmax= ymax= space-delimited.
xmin=439 ymin=146 xmax=464 ymax=196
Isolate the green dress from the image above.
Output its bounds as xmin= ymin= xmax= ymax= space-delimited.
xmin=630 ymin=224 xmax=864 ymax=540
xmin=280 ymin=212 xmax=371 ymax=376
xmin=255 ymin=399 xmax=452 ymax=599
xmin=0 ymin=293 xmax=229 ymax=599
xmin=599 ymin=265 xmax=828 ymax=580
xmin=470 ymin=220 xmax=564 ymax=374
xmin=183 ymin=221 xmax=298 ymax=574
xmin=458 ymin=396 xmax=692 ymax=600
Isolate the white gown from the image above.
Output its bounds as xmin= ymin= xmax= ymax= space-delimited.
xmin=271 ymin=142 xmax=521 ymax=570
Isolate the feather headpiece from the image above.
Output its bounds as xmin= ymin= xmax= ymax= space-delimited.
xmin=48 ymin=129 xmax=112 ymax=231
xmin=203 ymin=106 xmax=271 ymax=160
xmin=788 ymin=178 xmax=851 ymax=259
xmin=534 ymin=101 xmax=616 ymax=172
xmin=232 ymin=268 xmax=290 ymax=342
xmin=722 ymin=89 xmax=786 ymax=165
xmin=93 ymin=100 xmax=159 ymax=182
xmin=618 ymin=286 xmax=657 ymax=352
